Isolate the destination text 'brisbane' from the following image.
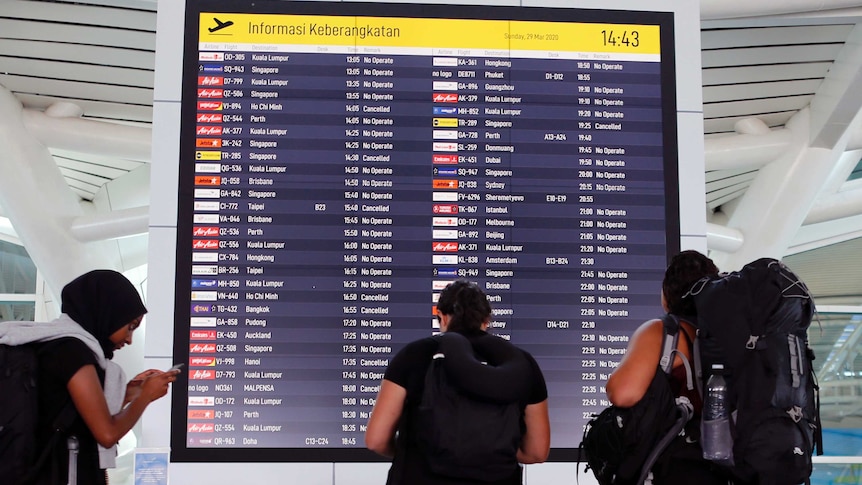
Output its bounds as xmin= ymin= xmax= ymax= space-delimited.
xmin=248 ymin=22 xmax=401 ymax=39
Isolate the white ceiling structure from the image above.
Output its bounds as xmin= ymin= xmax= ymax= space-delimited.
xmin=2 ymin=0 xmax=862 ymax=427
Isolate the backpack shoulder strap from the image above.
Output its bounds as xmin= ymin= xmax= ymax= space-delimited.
xmin=659 ymin=314 xmax=696 ymax=393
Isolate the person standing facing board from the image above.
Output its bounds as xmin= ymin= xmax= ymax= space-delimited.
xmin=366 ymin=280 xmax=550 ymax=485
xmin=0 ymin=270 xmax=179 ymax=485
xmin=605 ymin=250 xmax=732 ymax=484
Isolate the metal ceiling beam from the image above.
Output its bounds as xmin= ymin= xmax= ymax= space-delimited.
xmin=700 ymin=0 xmax=862 ymax=20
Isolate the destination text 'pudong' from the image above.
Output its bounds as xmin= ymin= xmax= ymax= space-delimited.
xmin=248 ymin=22 xmax=402 ymax=39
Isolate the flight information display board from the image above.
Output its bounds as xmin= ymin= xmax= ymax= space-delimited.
xmin=171 ymin=1 xmax=679 ymax=462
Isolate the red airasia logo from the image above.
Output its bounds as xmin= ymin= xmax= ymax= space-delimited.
xmin=198 ymin=76 xmax=223 ymax=86
xmin=193 ymin=227 xmax=219 ymax=237
xmin=433 ymin=93 xmax=458 ymax=103
xmin=190 ymin=369 xmax=215 ymax=380
xmin=190 ymin=343 xmax=216 ymax=353
xmin=192 ymin=240 xmax=219 ymax=250
xmin=197 ymin=113 xmax=222 ymax=123
xmin=197 ymin=126 xmax=223 ymax=136
xmin=197 ymin=88 xmax=223 ymax=98
xmin=432 ymin=204 xmax=458 ymax=214
xmin=432 ymin=242 xmax=458 ymax=252
xmin=188 ymin=423 xmax=215 ymax=433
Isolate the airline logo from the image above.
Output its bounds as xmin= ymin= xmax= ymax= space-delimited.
xmin=433 ymin=242 xmax=458 ymax=252
xmin=433 ymin=255 xmax=458 ymax=265
xmin=188 ymin=396 xmax=215 ymax=406
xmin=195 ymin=151 xmax=221 ymax=160
xmin=201 ymin=64 xmax=223 ymax=73
xmin=190 ymin=317 xmax=217 ymax=328
xmin=432 ymin=93 xmax=458 ymax=103
xmin=198 ymin=76 xmax=223 ymax=86
xmin=433 ymin=280 xmax=454 ymax=290
xmin=191 ymin=291 xmax=217 ymax=301
xmin=194 ymin=188 xmax=220 ymax=199
xmin=190 ymin=343 xmax=216 ymax=353
xmin=433 ymin=118 xmax=458 ymax=127
xmin=192 ymin=303 xmax=213 ymax=314
xmin=196 ymin=138 xmax=221 ymax=148
xmin=433 ymin=318 xmax=440 ymax=329
xmin=432 ymin=216 xmax=458 ymax=227
xmin=433 ymin=154 xmax=458 ymax=164
xmin=433 ymin=229 xmax=458 ymax=240
xmin=193 ymin=201 xmax=219 ymax=211
xmin=193 ymin=214 xmax=219 ymax=224
xmin=188 ymin=423 xmax=214 ymax=433
xmin=197 ymin=88 xmax=223 ymax=98
xmin=197 ymin=125 xmax=223 ymax=136
xmin=432 ymin=204 xmax=458 ymax=214
xmin=433 ymin=142 xmax=458 ymax=152
xmin=433 ymin=106 xmax=457 ymax=115
xmin=197 ymin=113 xmax=223 ymax=123
xmin=190 ymin=356 xmax=216 ymax=366
xmin=197 ymin=101 xmax=222 ymax=111
xmin=190 ymin=329 xmax=216 ymax=340
xmin=188 ymin=409 xmax=215 ymax=420
xmin=435 ymin=268 xmax=458 ymax=278
xmin=433 ymin=130 xmax=458 ymax=140
xmin=432 ymin=81 xmax=458 ymax=91
xmin=195 ymin=163 xmax=221 ymax=174
xmin=433 ymin=57 xmax=458 ymax=67
xmin=192 ymin=240 xmax=219 ymax=250
xmin=433 ymin=179 xmax=458 ymax=189
xmin=434 ymin=167 xmax=457 ymax=177
xmin=433 ymin=192 xmax=458 ymax=202
xmin=191 ymin=278 xmax=218 ymax=287
xmin=191 ymin=265 xmax=218 ymax=276
xmin=199 ymin=52 xmax=224 ymax=61
xmin=190 ymin=369 xmax=215 ymax=380
xmin=193 ymin=227 xmax=219 ymax=237
xmin=432 ymin=292 xmax=441 ymax=303
xmin=192 ymin=252 xmax=218 ymax=263
xmin=194 ymin=175 xmax=221 ymax=186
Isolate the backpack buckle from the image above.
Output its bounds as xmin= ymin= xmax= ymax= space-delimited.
xmin=787 ymin=405 xmax=803 ymax=423
xmin=746 ymin=336 xmax=759 ymax=349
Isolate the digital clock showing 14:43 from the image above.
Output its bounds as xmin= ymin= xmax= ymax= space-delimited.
xmin=601 ymin=29 xmax=640 ymax=47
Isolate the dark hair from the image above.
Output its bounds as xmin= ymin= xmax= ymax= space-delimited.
xmin=436 ymin=280 xmax=491 ymax=334
xmin=61 ymin=269 xmax=147 ymax=359
xmin=662 ymin=250 xmax=719 ymax=316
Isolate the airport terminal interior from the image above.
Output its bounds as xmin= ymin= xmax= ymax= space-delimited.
xmin=1 ymin=0 xmax=862 ymax=483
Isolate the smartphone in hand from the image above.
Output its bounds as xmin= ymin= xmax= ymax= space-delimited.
xmin=168 ymin=363 xmax=185 ymax=372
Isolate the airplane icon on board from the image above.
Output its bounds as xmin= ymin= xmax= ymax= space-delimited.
xmin=208 ymin=18 xmax=234 ymax=33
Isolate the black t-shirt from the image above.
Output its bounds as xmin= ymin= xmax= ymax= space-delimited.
xmin=383 ymin=331 xmax=548 ymax=485
xmin=35 ymin=337 xmax=106 ymax=485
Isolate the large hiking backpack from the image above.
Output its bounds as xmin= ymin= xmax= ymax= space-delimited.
xmin=411 ymin=332 xmax=530 ymax=481
xmin=580 ymin=315 xmax=695 ymax=485
xmin=687 ymin=257 xmax=823 ymax=484
xmin=0 ymin=342 xmax=78 ymax=484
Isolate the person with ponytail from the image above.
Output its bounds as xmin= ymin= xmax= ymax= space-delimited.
xmin=366 ymin=280 xmax=550 ymax=484
xmin=0 ymin=270 xmax=179 ymax=484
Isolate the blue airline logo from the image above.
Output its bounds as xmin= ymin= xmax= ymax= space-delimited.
xmin=192 ymin=279 xmax=218 ymax=288
xmin=435 ymin=268 xmax=458 ymax=278
xmin=434 ymin=167 xmax=458 ymax=177
xmin=201 ymin=64 xmax=223 ymax=73
xmin=433 ymin=107 xmax=457 ymax=115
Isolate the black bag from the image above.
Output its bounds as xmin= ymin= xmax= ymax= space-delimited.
xmin=412 ymin=332 xmax=529 ymax=481
xmin=688 ymin=258 xmax=823 ymax=485
xmin=0 ymin=342 xmax=78 ymax=484
xmin=580 ymin=316 xmax=694 ymax=485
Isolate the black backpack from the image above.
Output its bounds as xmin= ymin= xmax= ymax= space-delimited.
xmin=687 ymin=257 xmax=823 ymax=485
xmin=580 ymin=315 xmax=695 ymax=485
xmin=0 ymin=342 xmax=77 ymax=484
xmin=411 ymin=332 xmax=531 ymax=481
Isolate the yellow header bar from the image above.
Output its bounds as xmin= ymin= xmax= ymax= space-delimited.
xmin=199 ymin=13 xmax=660 ymax=54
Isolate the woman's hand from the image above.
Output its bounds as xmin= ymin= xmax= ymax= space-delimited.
xmin=124 ymin=369 xmax=163 ymax=406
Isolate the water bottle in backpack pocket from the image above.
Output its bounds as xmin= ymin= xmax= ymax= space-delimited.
xmin=701 ymin=364 xmax=734 ymax=466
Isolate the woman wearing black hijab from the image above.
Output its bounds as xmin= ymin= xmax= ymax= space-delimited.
xmin=0 ymin=270 xmax=178 ymax=484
